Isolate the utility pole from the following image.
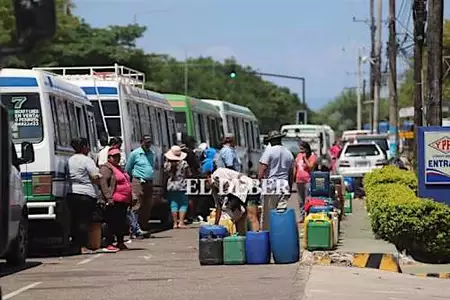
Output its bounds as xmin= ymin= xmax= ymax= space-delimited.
xmin=356 ymin=48 xmax=362 ymax=130
xmin=388 ymin=0 xmax=399 ymax=157
xmin=413 ymin=0 xmax=425 ymax=128
xmin=373 ymin=0 xmax=382 ymax=133
xmin=369 ymin=0 xmax=376 ymax=111
xmin=426 ymin=0 xmax=444 ymax=126
xmin=413 ymin=0 xmax=426 ymax=166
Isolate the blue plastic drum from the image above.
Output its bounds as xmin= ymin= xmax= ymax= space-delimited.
xmin=269 ymin=208 xmax=299 ymax=264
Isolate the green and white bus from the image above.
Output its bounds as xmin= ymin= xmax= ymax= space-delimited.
xmin=165 ymin=94 xmax=223 ymax=147
xmin=202 ymin=99 xmax=262 ymax=176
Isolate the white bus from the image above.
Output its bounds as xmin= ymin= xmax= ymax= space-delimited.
xmin=34 ymin=64 xmax=177 ymax=226
xmin=0 ymin=68 xmax=98 ymax=249
xmin=280 ymin=124 xmax=332 ymax=157
xmin=202 ymin=99 xmax=262 ymax=176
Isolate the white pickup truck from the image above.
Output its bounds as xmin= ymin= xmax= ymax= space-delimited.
xmin=0 ymin=103 xmax=35 ymax=266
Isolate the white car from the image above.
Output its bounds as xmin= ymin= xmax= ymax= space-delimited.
xmin=336 ymin=142 xmax=387 ymax=177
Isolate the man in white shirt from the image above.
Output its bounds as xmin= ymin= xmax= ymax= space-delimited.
xmin=258 ymin=130 xmax=294 ymax=231
xmin=97 ymin=137 xmax=125 ymax=167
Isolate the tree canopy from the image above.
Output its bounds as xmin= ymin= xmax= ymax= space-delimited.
xmin=0 ymin=0 xmax=309 ymax=133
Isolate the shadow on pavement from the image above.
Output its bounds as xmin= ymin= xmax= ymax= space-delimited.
xmin=0 ymin=261 xmax=42 ymax=277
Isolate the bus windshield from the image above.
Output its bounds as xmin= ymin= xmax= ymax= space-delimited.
xmin=0 ymin=93 xmax=43 ymax=143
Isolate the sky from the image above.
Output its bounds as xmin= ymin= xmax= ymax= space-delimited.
xmin=73 ymin=0 xmax=450 ymax=110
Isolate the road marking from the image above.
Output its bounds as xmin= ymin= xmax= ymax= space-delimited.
xmin=3 ymin=282 xmax=42 ymax=299
xmin=77 ymin=253 xmax=103 ymax=265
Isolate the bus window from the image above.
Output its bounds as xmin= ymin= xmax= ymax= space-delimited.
xmin=250 ymin=122 xmax=256 ymax=149
xmin=254 ymin=123 xmax=261 ymax=149
xmin=174 ymin=111 xmax=187 ymax=134
xmin=210 ymin=117 xmax=218 ymax=147
xmin=245 ymin=121 xmax=252 ymax=149
xmin=90 ymin=100 xmax=107 ymax=142
xmin=192 ymin=113 xmax=201 ymax=141
xmin=160 ymin=110 xmax=169 ymax=147
xmin=86 ymin=109 xmax=99 ymax=153
xmin=101 ymin=100 xmax=120 ymax=116
xmin=56 ymin=97 xmax=71 ymax=147
xmin=49 ymin=96 xmax=60 ymax=146
xmin=226 ymin=115 xmax=233 ymax=135
xmin=139 ymin=104 xmax=150 ymax=136
xmin=156 ymin=109 xmax=164 ymax=146
xmin=233 ymin=117 xmax=242 ymax=146
xmin=66 ymin=102 xmax=79 ymax=139
xmin=164 ymin=111 xmax=172 ymax=145
xmin=76 ymin=106 xmax=87 ymax=138
xmin=197 ymin=113 xmax=206 ymax=142
xmin=219 ymin=118 xmax=224 ymax=138
xmin=102 ymin=99 xmax=121 ymax=138
xmin=132 ymin=103 xmax=142 ymax=141
xmin=145 ymin=107 xmax=154 ymax=141
xmin=149 ymin=107 xmax=160 ymax=145
xmin=239 ymin=119 xmax=246 ymax=147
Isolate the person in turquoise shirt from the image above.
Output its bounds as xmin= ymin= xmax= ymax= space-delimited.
xmin=125 ymin=135 xmax=157 ymax=236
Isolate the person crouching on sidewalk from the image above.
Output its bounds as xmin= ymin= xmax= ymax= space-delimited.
xmin=99 ymin=148 xmax=132 ymax=251
xmin=205 ymin=167 xmax=258 ymax=235
xmin=164 ymin=146 xmax=191 ymax=228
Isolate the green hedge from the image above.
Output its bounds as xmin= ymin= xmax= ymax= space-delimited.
xmin=363 ymin=166 xmax=450 ymax=262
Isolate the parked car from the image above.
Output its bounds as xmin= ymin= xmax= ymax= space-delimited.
xmin=354 ymin=134 xmax=390 ymax=160
xmin=336 ymin=142 xmax=387 ymax=178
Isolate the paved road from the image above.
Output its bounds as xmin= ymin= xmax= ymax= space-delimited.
xmin=0 ymin=226 xmax=309 ymax=300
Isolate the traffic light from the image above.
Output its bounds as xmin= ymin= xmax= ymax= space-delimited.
xmin=296 ymin=110 xmax=307 ymax=124
xmin=228 ymin=65 xmax=237 ymax=78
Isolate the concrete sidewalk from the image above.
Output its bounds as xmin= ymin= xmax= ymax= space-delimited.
xmin=337 ymin=198 xmax=397 ymax=253
xmin=303 ymin=266 xmax=450 ymax=300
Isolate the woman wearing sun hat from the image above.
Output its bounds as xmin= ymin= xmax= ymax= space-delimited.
xmin=164 ymin=145 xmax=192 ymax=228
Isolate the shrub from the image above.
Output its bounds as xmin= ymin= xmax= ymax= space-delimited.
xmin=364 ymin=165 xmax=418 ymax=192
xmin=363 ymin=167 xmax=450 ymax=262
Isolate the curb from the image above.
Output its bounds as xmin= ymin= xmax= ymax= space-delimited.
xmin=410 ymin=273 xmax=450 ymax=279
xmin=302 ymin=251 xmax=403 ymax=273
xmin=352 ymin=253 xmax=402 ymax=273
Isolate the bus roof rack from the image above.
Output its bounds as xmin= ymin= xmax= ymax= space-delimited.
xmin=33 ymin=63 xmax=146 ymax=88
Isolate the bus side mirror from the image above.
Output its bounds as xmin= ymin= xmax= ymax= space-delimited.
xmin=20 ymin=142 xmax=35 ymax=164
xmin=13 ymin=0 xmax=56 ymax=48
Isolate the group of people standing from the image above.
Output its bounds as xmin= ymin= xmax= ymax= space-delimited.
xmin=67 ymin=135 xmax=159 ymax=254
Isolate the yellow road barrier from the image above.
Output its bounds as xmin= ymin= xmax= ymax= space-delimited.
xmin=413 ymin=273 xmax=450 ymax=279
xmin=352 ymin=253 xmax=402 ymax=273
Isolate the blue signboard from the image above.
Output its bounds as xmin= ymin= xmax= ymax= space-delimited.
xmin=417 ymin=126 xmax=450 ymax=205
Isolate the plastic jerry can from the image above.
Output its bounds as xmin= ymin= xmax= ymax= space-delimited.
xmin=207 ymin=210 xmax=236 ymax=235
xmin=246 ymin=231 xmax=270 ymax=264
xmin=269 ymin=208 xmax=299 ymax=264
xmin=223 ymin=235 xmax=246 ymax=265
xmin=309 ymin=205 xmax=333 ymax=214
xmin=344 ymin=192 xmax=353 ymax=214
xmin=329 ymin=212 xmax=339 ymax=247
xmin=199 ymin=225 xmax=229 ymax=239
xmin=306 ymin=216 xmax=332 ymax=250
xmin=310 ymin=171 xmax=331 ymax=197
xmin=302 ymin=213 xmax=328 ymax=248
xmin=199 ymin=236 xmax=224 ymax=265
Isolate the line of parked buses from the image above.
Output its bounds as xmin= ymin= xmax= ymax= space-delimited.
xmin=0 ymin=64 xmax=267 ymax=251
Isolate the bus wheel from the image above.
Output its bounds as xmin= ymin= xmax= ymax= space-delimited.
xmin=6 ymin=213 xmax=28 ymax=266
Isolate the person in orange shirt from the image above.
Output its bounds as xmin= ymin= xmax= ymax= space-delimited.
xmin=293 ymin=141 xmax=317 ymax=223
xmin=329 ymin=141 xmax=342 ymax=172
